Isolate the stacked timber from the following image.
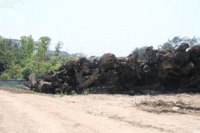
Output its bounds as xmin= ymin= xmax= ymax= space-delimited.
xmin=24 ymin=43 xmax=200 ymax=94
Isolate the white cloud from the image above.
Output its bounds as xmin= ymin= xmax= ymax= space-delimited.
xmin=4 ymin=9 xmax=24 ymax=19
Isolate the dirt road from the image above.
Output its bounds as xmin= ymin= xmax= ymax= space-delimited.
xmin=0 ymin=88 xmax=200 ymax=133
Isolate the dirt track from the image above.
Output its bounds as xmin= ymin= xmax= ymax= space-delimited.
xmin=0 ymin=88 xmax=200 ymax=133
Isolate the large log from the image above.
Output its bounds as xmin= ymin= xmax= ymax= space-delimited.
xmin=25 ymin=73 xmax=38 ymax=91
xmin=172 ymin=43 xmax=190 ymax=67
xmin=180 ymin=62 xmax=194 ymax=75
xmin=144 ymin=46 xmax=159 ymax=64
xmin=38 ymin=79 xmax=52 ymax=93
xmin=99 ymin=53 xmax=117 ymax=72
xmin=78 ymin=70 xmax=99 ymax=90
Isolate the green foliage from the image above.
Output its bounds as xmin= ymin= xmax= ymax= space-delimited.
xmin=19 ymin=59 xmax=27 ymax=68
xmin=6 ymin=61 xmax=23 ymax=79
xmin=0 ymin=84 xmax=11 ymax=88
xmin=48 ymin=66 xmax=58 ymax=71
xmin=43 ymin=62 xmax=52 ymax=70
xmin=0 ymin=36 xmax=20 ymax=73
xmin=60 ymin=92 xmax=65 ymax=97
xmin=71 ymin=90 xmax=77 ymax=95
xmin=61 ymin=56 xmax=70 ymax=65
xmin=158 ymin=42 xmax=175 ymax=51
xmin=0 ymin=72 xmax=10 ymax=80
xmin=36 ymin=36 xmax=51 ymax=59
xmin=51 ymin=58 xmax=58 ymax=66
xmin=158 ymin=36 xmax=200 ymax=50
xmin=177 ymin=99 xmax=183 ymax=103
xmin=82 ymin=90 xmax=89 ymax=95
xmin=20 ymin=35 xmax=35 ymax=59
xmin=29 ymin=57 xmax=46 ymax=77
xmin=22 ymin=67 xmax=32 ymax=79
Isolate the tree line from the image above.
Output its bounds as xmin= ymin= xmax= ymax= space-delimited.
xmin=133 ymin=36 xmax=200 ymax=60
xmin=0 ymin=35 xmax=67 ymax=80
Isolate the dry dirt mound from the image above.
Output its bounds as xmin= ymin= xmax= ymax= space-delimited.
xmin=137 ymin=100 xmax=200 ymax=115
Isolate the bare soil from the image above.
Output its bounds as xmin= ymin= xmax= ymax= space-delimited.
xmin=0 ymin=87 xmax=200 ymax=133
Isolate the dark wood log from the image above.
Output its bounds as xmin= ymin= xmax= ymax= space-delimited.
xmin=88 ymin=56 xmax=99 ymax=69
xmin=99 ymin=53 xmax=117 ymax=72
xmin=129 ymin=83 xmax=161 ymax=93
xmin=77 ymin=57 xmax=89 ymax=67
xmin=144 ymin=46 xmax=159 ymax=64
xmin=180 ymin=62 xmax=194 ymax=75
xmin=174 ymin=43 xmax=189 ymax=52
xmin=78 ymin=68 xmax=99 ymax=90
xmin=38 ymin=79 xmax=52 ymax=93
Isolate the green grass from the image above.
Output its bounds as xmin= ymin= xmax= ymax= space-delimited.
xmin=60 ymin=92 xmax=65 ymax=97
xmin=0 ymin=85 xmax=23 ymax=90
xmin=82 ymin=90 xmax=89 ymax=95
xmin=71 ymin=90 xmax=77 ymax=96
xmin=177 ymin=99 xmax=183 ymax=103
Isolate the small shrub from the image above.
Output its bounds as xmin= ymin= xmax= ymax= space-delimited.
xmin=43 ymin=62 xmax=52 ymax=70
xmin=51 ymin=59 xmax=58 ymax=66
xmin=177 ymin=99 xmax=183 ymax=103
xmin=0 ymin=84 xmax=11 ymax=88
xmin=60 ymin=92 xmax=65 ymax=97
xmin=0 ymin=72 xmax=10 ymax=80
xmin=22 ymin=67 xmax=32 ymax=79
xmin=49 ymin=66 xmax=58 ymax=71
xmin=19 ymin=59 xmax=27 ymax=68
xmin=71 ymin=90 xmax=77 ymax=95
xmin=82 ymin=90 xmax=89 ymax=95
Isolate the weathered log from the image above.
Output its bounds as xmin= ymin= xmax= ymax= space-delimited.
xmin=64 ymin=59 xmax=78 ymax=71
xmin=43 ymin=74 xmax=58 ymax=82
xmin=144 ymin=46 xmax=159 ymax=64
xmin=127 ymin=51 xmax=142 ymax=79
xmin=142 ymin=64 xmax=151 ymax=73
xmin=38 ymin=79 xmax=52 ymax=93
xmin=78 ymin=68 xmax=99 ymax=90
xmin=25 ymin=73 xmax=38 ymax=91
xmin=180 ymin=62 xmax=194 ymax=75
xmin=61 ymin=82 xmax=69 ymax=93
xmin=88 ymin=56 xmax=99 ymax=69
xmin=77 ymin=57 xmax=89 ymax=67
xmin=187 ymin=45 xmax=200 ymax=65
xmin=174 ymin=43 xmax=189 ymax=52
xmin=99 ymin=53 xmax=117 ymax=72
xmin=172 ymin=51 xmax=189 ymax=66
xmin=79 ymin=68 xmax=99 ymax=89
xmin=43 ymin=70 xmax=65 ymax=82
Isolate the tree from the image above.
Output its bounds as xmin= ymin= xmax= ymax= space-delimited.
xmin=20 ymin=35 xmax=35 ymax=59
xmin=158 ymin=42 xmax=175 ymax=51
xmin=55 ymin=41 xmax=63 ymax=57
xmin=0 ymin=36 xmax=20 ymax=73
xmin=158 ymin=36 xmax=200 ymax=51
xmin=35 ymin=36 xmax=51 ymax=60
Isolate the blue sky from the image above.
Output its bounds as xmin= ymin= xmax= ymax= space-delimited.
xmin=1 ymin=0 xmax=200 ymax=57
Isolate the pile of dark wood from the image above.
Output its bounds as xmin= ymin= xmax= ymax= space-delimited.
xmin=24 ymin=43 xmax=200 ymax=94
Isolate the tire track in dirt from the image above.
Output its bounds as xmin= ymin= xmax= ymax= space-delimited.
xmin=0 ymin=90 xmax=165 ymax=133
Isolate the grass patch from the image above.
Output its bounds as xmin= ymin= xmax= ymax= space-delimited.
xmin=71 ymin=90 xmax=77 ymax=96
xmin=177 ymin=99 xmax=183 ymax=103
xmin=0 ymin=85 xmax=23 ymax=90
xmin=60 ymin=92 xmax=65 ymax=97
xmin=109 ymin=114 xmax=124 ymax=121
xmin=127 ymin=121 xmax=141 ymax=126
xmin=82 ymin=90 xmax=89 ymax=95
